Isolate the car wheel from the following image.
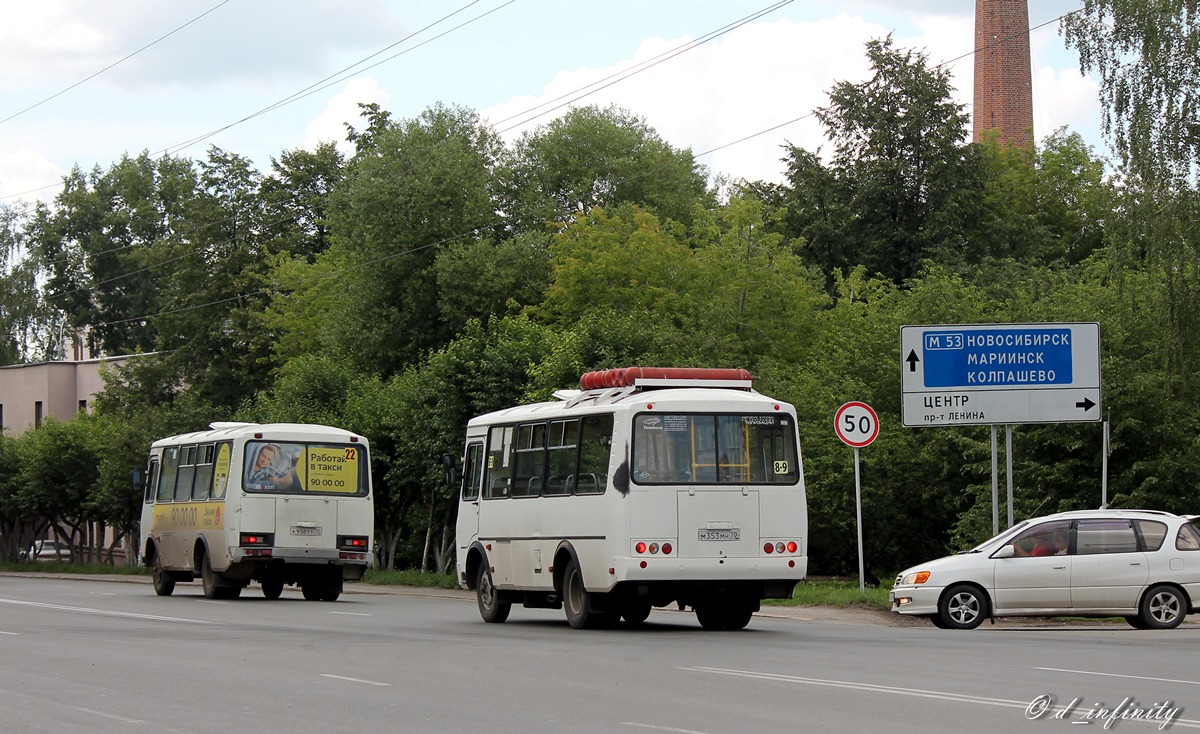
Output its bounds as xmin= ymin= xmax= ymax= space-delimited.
xmin=937 ymin=584 xmax=987 ymax=630
xmin=1125 ymin=615 xmax=1149 ymax=630
xmin=261 ymin=579 xmax=284 ymax=600
xmin=152 ymin=555 xmax=175 ymax=597
xmin=476 ymin=563 xmax=511 ymax=623
xmin=1139 ymin=585 xmax=1186 ymax=630
xmin=928 ymin=614 xmax=951 ymax=629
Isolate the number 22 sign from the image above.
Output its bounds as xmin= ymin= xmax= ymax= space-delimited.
xmin=835 ymin=401 xmax=880 ymax=448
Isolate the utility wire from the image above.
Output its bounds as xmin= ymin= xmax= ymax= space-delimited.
xmin=40 ymin=0 xmax=785 ymax=282
xmin=0 ymin=0 xmax=231 ymax=126
xmin=72 ymin=7 xmax=1079 ymax=330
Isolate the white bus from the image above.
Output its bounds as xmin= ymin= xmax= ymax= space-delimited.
xmin=455 ymin=367 xmax=807 ymax=630
xmin=139 ymin=422 xmax=373 ymax=601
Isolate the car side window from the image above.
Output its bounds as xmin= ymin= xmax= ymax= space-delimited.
xmin=1133 ymin=519 xmax=1168 ymax=551
xmin=1010 ymin=520 xmax=1071 ymax=557
xmin=1076 ymin=519 xmax=1138 ymax=555
xmin=1176 ymin=522 xmax=1200 ymax=551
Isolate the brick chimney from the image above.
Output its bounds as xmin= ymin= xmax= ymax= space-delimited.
xmin=973 ymin=0 xmax=1033 ymax=147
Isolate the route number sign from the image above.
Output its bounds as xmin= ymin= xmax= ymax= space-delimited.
xmin=835 ymin=401 xmax=880 ymax=448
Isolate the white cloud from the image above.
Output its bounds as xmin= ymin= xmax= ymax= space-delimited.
xmin=483 ymin=15 xmax=892 ymax=185
xmin=0 ymin=150 xmax=64 ymax=204
xmin=304 ymin=78 xmax=391 ymax=158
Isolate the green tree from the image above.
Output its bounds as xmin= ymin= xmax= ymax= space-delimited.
xmin=0 ymin=202 xmax=51 ymax=364
xmin=327 ymin=103 xmax=503 ymax=375
xmin=777 ymin=36 xmax=977 ymax=282
xmin=30 ymin=153 xmax=199 ymax=357
xmin=1063 ymin=0 xmax=1200 ymax=183
xmin=499 ymin=104 xmax=714 ymax=233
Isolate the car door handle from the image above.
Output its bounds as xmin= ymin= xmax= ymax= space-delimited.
xmin=1053 ymin=565 xmax=1067 ymax=570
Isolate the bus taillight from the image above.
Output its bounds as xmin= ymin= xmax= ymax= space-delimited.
xmin=661 ymin=542 xmax=672 ymax=555
xmin=786 ymin=541 xmax=798 ymax=553
xmin=240 ymin=532 xmax=274 ymax=547
xmin=337 ymin=535 xmax=370 ymax=552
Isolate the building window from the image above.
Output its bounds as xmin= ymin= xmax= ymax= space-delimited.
xmin=0 ymin=403 xmax=4 ymax=432
xmin=78 ymin=400 xmax=88 ymax=414
xmin=34 ymin=401 xmax=43 ymax=428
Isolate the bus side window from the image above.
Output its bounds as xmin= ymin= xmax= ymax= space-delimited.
xmin=462 ymin=442 xmax=483 ymax=501
xmin=192 ymin=444 xmax=215 ymax=500
xmin=575 ymin=414 xmax=613 ymax=495
xmin=484 ymin=426 xmax=515 ymax=499
xmin=545 ymin=420 xmax=578 ymax=496
xmin=175 ymin=446 xmax=196 ymax=502
xmin=157 ymin=447 xmax=180 ymax=503
xmin=512 ymin=422 xmax=546 ymax=498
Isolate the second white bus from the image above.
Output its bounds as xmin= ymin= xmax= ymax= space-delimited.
xmin=455 ymin=367 xmax=807 ymax=630
xmin=140 ymin=422 xmax=373 ymax=601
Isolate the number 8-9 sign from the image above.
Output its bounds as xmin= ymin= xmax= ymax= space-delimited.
xmin=835 ymin=401 xmax=880 ymax=448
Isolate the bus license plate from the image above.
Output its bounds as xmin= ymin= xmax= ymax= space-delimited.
xmin=291 ymin=526 xmax=322 ymax=536
xmin=698 ymin=528 xmax=740 ymax=541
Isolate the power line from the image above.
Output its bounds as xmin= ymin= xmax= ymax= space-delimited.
xmin=0 ymin=1 xmax=232 ymax=126
xmin=40 ymin=0 xmax=787 ymax=286
xmin=66 ymin=7 xmax=1084 ymax=332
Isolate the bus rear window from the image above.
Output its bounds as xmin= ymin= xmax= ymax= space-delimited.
xmin=632 ymin=413 xmax=799 ymax=485
xmin=244 ymin=441 xmax=367 ymax=496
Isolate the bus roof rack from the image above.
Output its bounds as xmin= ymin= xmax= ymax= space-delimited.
xmin=579 ymin=367 xmax=754 ymax=391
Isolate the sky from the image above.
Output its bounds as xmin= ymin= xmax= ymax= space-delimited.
xmin=0 ymin=0 xmax=1102 ymax=207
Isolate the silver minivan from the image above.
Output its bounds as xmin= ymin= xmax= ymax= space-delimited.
xmin=891 ymin=509 xmax=1200 ymax=629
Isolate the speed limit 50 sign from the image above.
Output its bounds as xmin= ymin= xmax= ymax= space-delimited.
xmin=835 ymin=401 xmax=880 ymax=448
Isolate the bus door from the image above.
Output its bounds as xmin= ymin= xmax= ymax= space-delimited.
xmin=456 ymin=441 xmax=485 ymax=552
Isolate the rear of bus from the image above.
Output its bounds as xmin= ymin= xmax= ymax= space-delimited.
xmin=234 ymin=425 xmax=374 ymax=599
xmin=615 ymin=377 xmax=808 ymax=626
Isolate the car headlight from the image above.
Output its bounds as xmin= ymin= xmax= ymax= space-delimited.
xmin=900 ymin=571 xmax=931 ymax=585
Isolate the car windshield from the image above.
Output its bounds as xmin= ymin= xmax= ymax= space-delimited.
xmin=964 ymin=520 xmax=1030 ymax=553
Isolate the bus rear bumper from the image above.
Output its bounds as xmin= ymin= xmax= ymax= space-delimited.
xmin=610 ymin=555 xmax=807 ymax=586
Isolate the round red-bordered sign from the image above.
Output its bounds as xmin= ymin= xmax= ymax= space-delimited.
xmin=835 ymin=401 xmax=880 ymax=448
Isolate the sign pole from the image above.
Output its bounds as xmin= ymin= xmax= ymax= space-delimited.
xmin=854 ymin=446 xmax=864 ymax=593
xmin=991 ymin=425 xmax=999 ymax=536
xmin=834 ymin=401 xmax=879 ymax=595
xmin=1005 ymin=424 xmax=1014 ymax=529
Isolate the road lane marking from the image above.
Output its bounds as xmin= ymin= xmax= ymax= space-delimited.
xmin=1036 ymin=666 xmax=1200 ymax=687
xmin=0 ymin=630 xmax=17 ymax=635
xmin=320 ymin=674 xmax=389 ymax=687
xmin=683 ymin=667 xmax=1200 ymax=728
xmin=72 ymin=706 xmax=144 ymax=724
xmin=0 ymin=597 xmax=218 ymax=624
xmin=330 ymin=611 xmax=372 ymax=617
xmin=622 ymin=724 xmax=711 ymax=733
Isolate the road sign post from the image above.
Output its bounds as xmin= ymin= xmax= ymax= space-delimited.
xmin=835 ymin=402 xmax=879 ymax=593
xmin=901 ymin=322 xmax=1103 ymax=531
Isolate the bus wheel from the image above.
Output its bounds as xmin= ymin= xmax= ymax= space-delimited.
xmin=622 ymin=601 xmax=652 ymax=625
xmin=261 ymin=579 xmax=284 ymax=600
xmin=301 ymin=585 xmax=320 ymax=601
xmin=476 ymin=564 xmax=511 ymax=623
xmin=152 ymin=556 xmax=175 ymax=597
xmin=696 ymin=604 xmax=752 ymax=631
xmin=319 ymin=591 xmax=340 ymax=602
xmin=564 ymin=558 xmax=602 ymax=629
xmin=201 ymin=554 xmax=220 ymax=599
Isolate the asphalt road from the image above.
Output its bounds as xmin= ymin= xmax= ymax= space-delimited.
xmin=1 ymin=574 xmax=1197 ymax=733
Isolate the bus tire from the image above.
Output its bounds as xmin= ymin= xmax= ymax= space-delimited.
xmin=301 ymin=585 xmax=321 ymax=601
xmin=622 ymin=601 xmax=652 ymax=625
xmin=152 ymin=555 xmax=175 ymax=597
xmin=201 ymin=553 xmax=220 ymax=599
xmin=476 ymin=564 xmax=511 ymax=623
xmin=261 ymin=579 xmax=284 ymax=600
xmin=696 ymin=604 xmax=753 ymax=631
xmin=563 ymin=557 xmax=600 ymax=629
